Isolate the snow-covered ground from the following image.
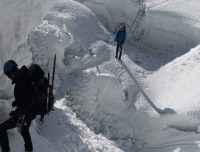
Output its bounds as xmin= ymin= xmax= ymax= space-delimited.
xmin=1 ymin=0 xmax=200 ymax=151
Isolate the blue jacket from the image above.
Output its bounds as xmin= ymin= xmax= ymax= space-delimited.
xmin=115 ymin=29 xmax=126 ymax=43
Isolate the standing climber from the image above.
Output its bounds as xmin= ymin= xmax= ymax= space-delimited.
xmin=114 ymin=25 xmax=126 ymax=60
xmin=0 ymin=60 xmax=36 ymax=152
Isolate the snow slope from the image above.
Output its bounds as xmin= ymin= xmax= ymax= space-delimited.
xmin=145 ymin=45 xmax=200 ymax=113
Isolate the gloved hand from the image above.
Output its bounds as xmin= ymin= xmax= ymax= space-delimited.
xmin=12 ymin=101 xmax=17 ymax=107
xmin=9 ymin=111 xmax=18 ymax=117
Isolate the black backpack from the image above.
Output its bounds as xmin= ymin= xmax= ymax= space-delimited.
xmin=28 ymin=64 xmax=55 ymax=124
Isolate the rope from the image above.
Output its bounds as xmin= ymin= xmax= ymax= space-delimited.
xmin=148 ymin=0 xmax=169 ymax=9
xmin=56 ymin=24 xmax=119 ymax=123
xmin=57 ymin=26 xmax=94 ymax=55
xmin=84 ymin=57 xmax=118 ymax=123
xmin=149 ymin=141 xmax=200 ymax=149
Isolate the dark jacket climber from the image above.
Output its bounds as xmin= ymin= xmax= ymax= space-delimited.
xmin=114 ymin=25 xmax=126 ymax=60
xmin=0 ymin=60 xmax=36 ymax=152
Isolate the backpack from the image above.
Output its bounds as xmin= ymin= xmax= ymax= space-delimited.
xmin=28 ymin=64 xmax=55 ymax=124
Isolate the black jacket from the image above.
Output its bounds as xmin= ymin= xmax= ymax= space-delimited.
xmin=12 ymin=66 xmax=35 ymax=115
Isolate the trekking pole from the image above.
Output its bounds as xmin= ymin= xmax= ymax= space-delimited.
xmin=45 ymin=54 xmax=56 ymax=116
xmin=52 ymin=54 xmax=56 ymax=90
xmin=46 ymin=72 xmax=50 ymax=114
xmin=40 ymin=75 xmax=50 ymax=123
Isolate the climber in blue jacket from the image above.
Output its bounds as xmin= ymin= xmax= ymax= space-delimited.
xmin=114 ymin=26 xmax=126 ymax=60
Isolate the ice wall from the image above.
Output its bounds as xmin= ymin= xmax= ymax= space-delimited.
xmin=137 ymin=10 xmax=199 ymax=53
xmin=74 ymin=0 xmax=145 ymax=33
xmin=75 ymin=0 xmax=200 ymax=53
xmin=0 ymin=0 xmax=57 ymax=121
xmin=0 ymin=0 xmax=57 ymax=94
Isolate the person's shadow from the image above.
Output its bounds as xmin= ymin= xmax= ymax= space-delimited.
xmin=119 ymin=60 xmax=176 ymax=115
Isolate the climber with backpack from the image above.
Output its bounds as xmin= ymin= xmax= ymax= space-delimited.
xmin=114 ymin=25 xmax=126 ymax=60
xmin=0 ymin=60 xmax=36 ymax=152
xmin=0 ymin=56 xmax=55 ymax=152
